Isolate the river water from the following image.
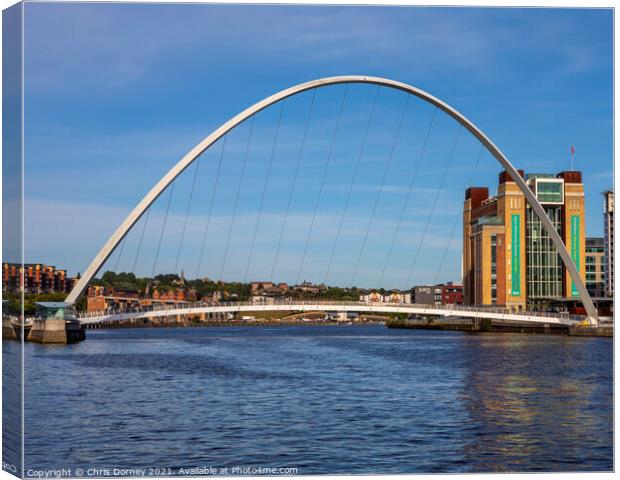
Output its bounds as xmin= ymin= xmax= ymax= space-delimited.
xmin=4 ymin=325 xmax=613 ymax=474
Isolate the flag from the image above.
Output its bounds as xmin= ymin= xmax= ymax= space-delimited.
xmin=571 ymin=145 xmax=575 ymax=155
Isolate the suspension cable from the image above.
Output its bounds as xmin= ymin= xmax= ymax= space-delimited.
xmin=244 ymin=101 xmax=286 ymax=283
xmin=377 ymin=107 xmax=438 ymax=288
xmin=270 ymin=89 xmax=317 ymax=281
xmin=174 ymin=157 xmax=201 ymax=274
xmin=151 ymin=181 xmax=176 ymax=278
xmin=322 ymin=85 xmax=381 ymax=286
xmin=112 ymin=236 xmax=126 ymax=273
xmin=296 ymin=85 xmax=349 ymax=285
xmin=131 ymin=208 xmax=151 ymax=274
xmin=350 ymin=93 xmax=410 ymax=287
xmin=218 ymin=115 xmax=255 ymax=281
xmin=195 ymin=137 xmax=226 ymax=279
xmin=405 ymin=124 xmax=462 ymax=288
xmin=433 ymin=144 xmax=484 ymax=284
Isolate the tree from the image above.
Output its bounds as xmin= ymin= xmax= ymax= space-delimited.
xmin=101 ymin=271 xmax=117 ymax=284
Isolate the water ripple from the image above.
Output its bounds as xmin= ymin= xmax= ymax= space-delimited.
xmin=9 ymin=325 xmax=611 ymax=474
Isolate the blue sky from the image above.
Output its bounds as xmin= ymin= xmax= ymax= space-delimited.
xmin=20 ymin=3 xmax=613 ymax=289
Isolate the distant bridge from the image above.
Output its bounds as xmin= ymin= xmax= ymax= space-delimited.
xmin=76 ymin=301 xmax=586 ymax=327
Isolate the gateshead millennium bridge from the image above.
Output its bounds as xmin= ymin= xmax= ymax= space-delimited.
xmin=53 ymin=76 xmax=598 ymax=332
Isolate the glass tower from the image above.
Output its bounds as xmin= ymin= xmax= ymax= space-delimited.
xmin=525 ymin=175 xmax=566 ymax=302
xmin=526 ymin=204 xmax=563 ymax=299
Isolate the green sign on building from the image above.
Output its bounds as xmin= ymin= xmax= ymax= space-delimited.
xmin=570 ymin=215 xmax=580 ymax=297
xmin=511 ymin=214 xmax=521 ymax=296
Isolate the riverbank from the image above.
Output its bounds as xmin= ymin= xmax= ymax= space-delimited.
xmin=386 ymin=316 xmax=613 ymax=337
xmin=83 ymin=316 xmax=386 ymax=329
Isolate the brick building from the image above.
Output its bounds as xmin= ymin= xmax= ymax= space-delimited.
xmin=2 ymin=263 xmax=79 ymax=294
xmin=463 ymin=170 xmax=586 ymax=310
xmin=86 ymin=285 xmax=197 ymax=313
xmin=441 ymin=282 xmax=464 ymax=305
xmin=86 ymin=285 xmax=142 ymax=312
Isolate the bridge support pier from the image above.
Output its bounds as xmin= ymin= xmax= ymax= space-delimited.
xmin=28 ymin=318 xmax=85 ymax=344
xmin=2 ymin=316 xmax=18 ymax=340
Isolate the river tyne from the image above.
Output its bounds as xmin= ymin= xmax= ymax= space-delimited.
xmin=4 ymin=324 xmax=613 ymax=474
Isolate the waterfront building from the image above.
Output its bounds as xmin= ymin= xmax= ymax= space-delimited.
xmin=603 ymin=190 xmax=614 ymax=297
xmin=359 ymin=291 xmax=385 ymax=303
xmin=585 ymin=237 xmax=606 ymax=298
xmin=441 ymin=282 xmax=464 ymax=305
xmin=463 ymin=170 xmax=586 ymax=310
xmin=359 ymin=291 xmax=412 ymax=303
xmin=87 ymin=285 xmax=142 ymax=312
xmin=152 ymin=287 xmax=196 ymax=302
xmin=2 ymin=262 xmax=79 ymax=294
xmin=250 ymin=282 xmax=289 ymax=304
xmin=411 ymin=285 xmax=440 ymax=304
xmin=86 ymin=285 xmax=196 ymax=313
xmin=384 ymin=291 xmax=412 ymax=303
xmin=411 ymin=283 xmax=462 ymax=305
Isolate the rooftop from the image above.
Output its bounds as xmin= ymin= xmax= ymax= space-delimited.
xmin=586 ymin=237 xmax=604 ymax=247
xmin=525 ymin=173 xmax=556 ymax=180
xmin=35 ymin=302 xmax=71 ymax=308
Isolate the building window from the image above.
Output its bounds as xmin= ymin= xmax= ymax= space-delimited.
xmin=535 ymin=180 xmax=564 ymax=203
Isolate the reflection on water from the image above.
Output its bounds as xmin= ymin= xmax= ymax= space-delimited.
xmin=3 ymin=339 xmax=23 ymax=476
xmin=460 ymin=334 xmax=612 ymax=471
xmin=13 ymin=326 xmax=613 ymax=474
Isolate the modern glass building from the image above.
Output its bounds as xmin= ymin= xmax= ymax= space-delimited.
xmin=585 ymin=237 xmax=605 ymax=298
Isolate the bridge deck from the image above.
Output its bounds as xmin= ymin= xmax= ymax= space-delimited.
xmin=77 ymin=301 xmax=583 ymax=326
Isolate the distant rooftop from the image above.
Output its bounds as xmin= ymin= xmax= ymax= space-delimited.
xmin=481 ymin=195 xmax=497 ymax=206
xmin=35 ymin=302 xmax=71 ymax=308
xmin=525 ymin=173 xmax=556 ymax=180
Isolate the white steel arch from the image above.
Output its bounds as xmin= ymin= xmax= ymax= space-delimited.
xmin=65 ymin=76 xmax=598 ymax=325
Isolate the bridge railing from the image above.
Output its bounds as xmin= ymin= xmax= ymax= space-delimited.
xmin=75 ymin=299 xmax=587 ymax=322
